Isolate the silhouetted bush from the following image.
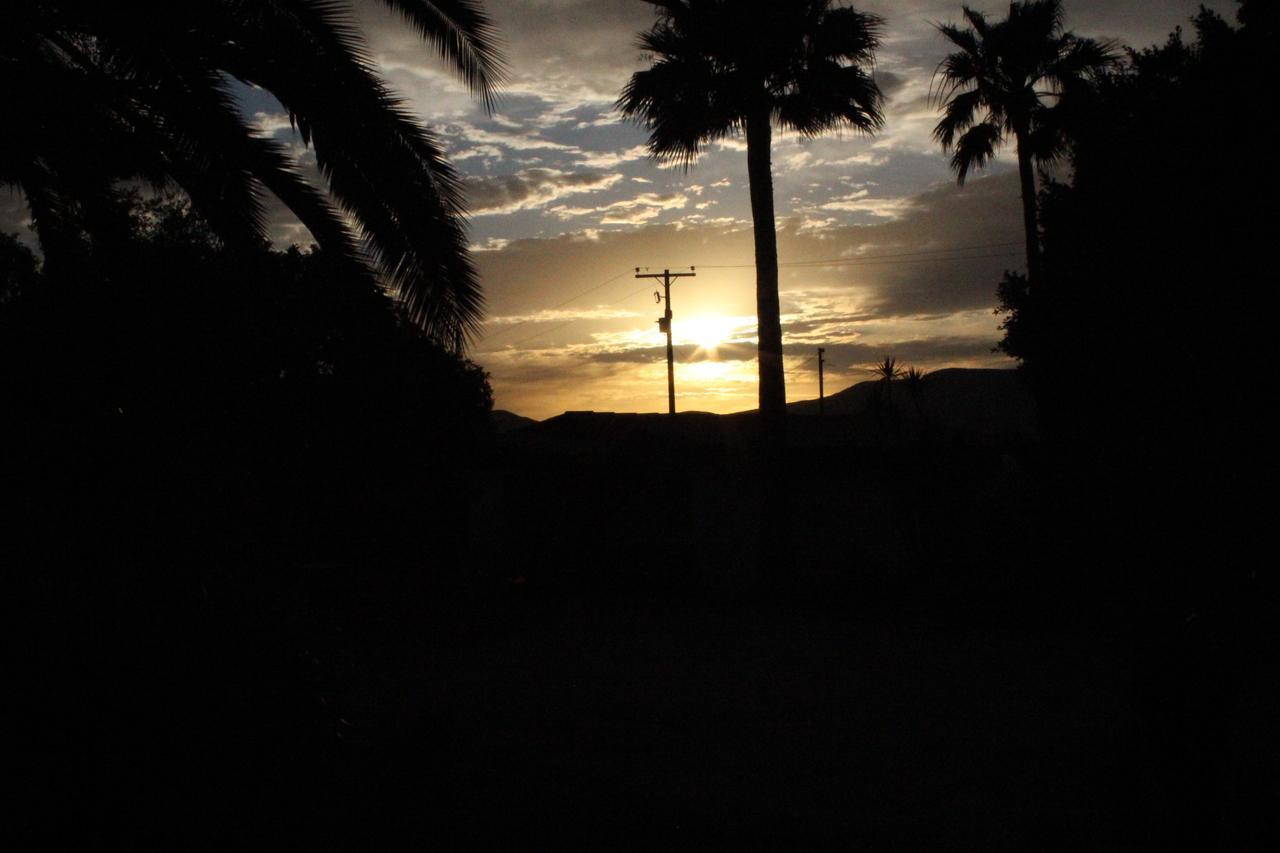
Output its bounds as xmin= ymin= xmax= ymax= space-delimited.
xmin=993 ymin=6 xmax=1277 ymax=844
xmin=2 ymin=196 xmax=494 ymax=847
xmin=3 ymin=195 xmax=492 ymax=567
xmin=997 ymin=1 xmax=1272 ymax=593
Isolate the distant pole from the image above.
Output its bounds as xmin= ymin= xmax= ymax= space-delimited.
xmin=818 ymin=347 xmax=826 ymax=416
xmin=635 ymin=266 xmax=696 ymax=415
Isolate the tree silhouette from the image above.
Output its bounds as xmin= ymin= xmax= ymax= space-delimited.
xmin=871 ymin=355 xmax=903 ymax=380
xmin=618 ymin=0 xmax=884 ymax=420
xmin=1 ymin=0 xmax=505 ymax=347
xmin=0 ymin=233 xmax=40 ymax=305
xmin=902 ymin=366 xmax=927 ymax=421
xmin=932 ymin=0 xmax=1114 ymax=285
xmin=867 ymin=355 xmax=903 ymax=435
xmin=871 ymin=355 xmax=903 ymax=399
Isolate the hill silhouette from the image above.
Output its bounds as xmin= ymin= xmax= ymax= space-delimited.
xmin=490 ymin=408 xmax=538 ymax=433
xmin=788 ymin=367 xmax=1036 ymax=439
xmin=498 ymin=367 xmax=1035 ymax=451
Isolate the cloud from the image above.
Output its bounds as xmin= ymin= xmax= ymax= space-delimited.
xmin=577 ymin=145 xmax=650 ymax=169
xmin=544 ymin=191 xmax=693 ymax=225
xmin=251 ymin=111 xmax=294 ymax=136
xmin=453 ymin=144 xmax=507 ymax=162
xmin=598 ymin=192 xmax=689 ymax=225
xmin=465 ymin=168 xmax=624 ymax=215
xmin=489 ymin=307 xmax=642 ymax=325
xmin=441 ymin=120 xmax=579 ymax=154
xmin=817 ymin=192 xmax=915 ymax=219
xmin=804 ymin=336 xmax=1007 ymax=379
xmin=475 ymin=170 xmax=1022 ymax=324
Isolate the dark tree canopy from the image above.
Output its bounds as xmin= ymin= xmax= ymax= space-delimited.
xmin=1 ymin=0 xmax=505 ymax=346
xmin=0 ymin=232 xmax=40 ymax=304
xmin=1 ymin=195 xmax=493 ymax=564
xmin=997 ymin=0 xmax=1272 ymax=453
xmin=932 ymin=0 xmax=1115 ymax=284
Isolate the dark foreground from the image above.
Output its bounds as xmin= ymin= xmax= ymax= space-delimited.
xmin=11 ymin=414 xmax=1278 ymax=850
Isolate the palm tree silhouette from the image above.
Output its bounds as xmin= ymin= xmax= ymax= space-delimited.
xmin=902 ymin=365 xmax=927 ymax=422
xmin=932 ymin=0 xmax=1113 ymax=284
xmin=869 ymin=355 xmax=902 ymax=438
xmin=618 ymin=0 xmax=884 ymax=420
xmin=871 ymin=355 xmax=903 ymax=395
xmin=2 ymin=0 xmax=505 ymax=348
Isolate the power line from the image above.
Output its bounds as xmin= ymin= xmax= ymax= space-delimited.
xmin=493 ymin=279 xmax=661 ymax=350
xmin=477 ymin=268 xmax=633 ymax=344
xmin=791 ymin=250 xmax=1020 ymax=268
xmin=784 ymin=355 xmax=816 ymax=376
xmin=702 ymin=250 xmax=1020 ymax=271
xmin=478 ymin=239 xmax=1023 ymax=351
xmin=698 ymin=241 xmax=1022 ymax=270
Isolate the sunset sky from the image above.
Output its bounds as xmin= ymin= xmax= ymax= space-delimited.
xmin=1 ymin=0 xmax=1235 ymax=419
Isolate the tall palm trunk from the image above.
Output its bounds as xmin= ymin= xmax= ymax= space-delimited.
xmin=1015 ymin=130 xmax=1042 ymax=285
xmin=746 ymin=110 xmax=786 ymax=418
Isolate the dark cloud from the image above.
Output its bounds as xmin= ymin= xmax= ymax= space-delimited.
xmin=813 ymin=337 xmax=1005 ymax=375
xmin=588 ymin=342 xmax=757 ymax=365
xmin=875 ymin=70 xmax=909 ymax=101
xmin=465 ymin=168 xmax=623 ymax=214
xmin=789 ymin=171 xmax=1025 ymax=318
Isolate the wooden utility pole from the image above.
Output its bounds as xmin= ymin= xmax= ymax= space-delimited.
xmin=635 ymin=267 xmax=696 ymax=414
xmin=818 ymin=347 xmax=826 ymax=416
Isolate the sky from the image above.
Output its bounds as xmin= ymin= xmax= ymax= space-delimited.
xmin=3 ymin=0 xmax=1238 ymax=419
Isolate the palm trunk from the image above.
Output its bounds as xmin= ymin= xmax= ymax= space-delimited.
xmin=1015 ymin=131 xmax=1042 ymax=285
xmin=745 ymin=110 xmax=786 ymax=420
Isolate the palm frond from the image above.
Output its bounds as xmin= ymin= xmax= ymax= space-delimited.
xmin=810 ymin=7 xmax=884 ymax=65
xmin=870 ymin=355 xmax=903 ymax=381
xmin=961 ymin=6 xmax=990 ymax=39
xmin=778 ymin=65 xmax=883 ymax=136
xmin=933 ymin=87 xmax=984 ymax=150
xmin=3 ymin=0 xmax=500 ymax=347
xmin=931 ymin=37 xmax=983 ymax=103
xmin=1044 ymin=35 xmax=1121 ymax=87
xmin=617 ymin=57 xmax=738 ymax=169
xmin=376 ymin=0 xmax=507 ymax=110
xmin=936 ymin=20 xmax=982 ymax=57
xmin=204 ymin=3 xmax=483 ymax=341
xmin=952 ymin=122 xmax=1002 ymax=184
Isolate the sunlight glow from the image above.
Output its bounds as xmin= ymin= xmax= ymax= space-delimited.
xmin=675 ymin=314 xmax=745 ymax=355
xmin=679 ymin=360 xmax=746 ymax=383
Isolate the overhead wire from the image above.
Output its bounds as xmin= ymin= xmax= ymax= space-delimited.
xmin=476 ymin=239 xmax=1023 ymax=351
xmin=698 ymin=240 xmax=1022 ymax=269
xmin=783 ymin=355 xmax=817 ymax=376
xmin=495 ymin=279 xmax=663 ymax=350
xmin=477 ymin=268 xmax=634 ymax=345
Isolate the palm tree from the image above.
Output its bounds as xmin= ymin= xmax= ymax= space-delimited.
xmin=618 ymin=0 xmax=884 ymax=420
xmin=871 ymin=355 xmax=903 ymax=397
xmin=868 ymin=355 xmax=902 ymax=438
xmin=1 ymin=0 xmax=504 ymax=348
xmin=932 ymin=0 xmax=1114 ymax=285
xmin=902 ymin=365 xmax=928 ymax=422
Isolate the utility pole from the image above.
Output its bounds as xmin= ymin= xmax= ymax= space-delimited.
xmin=818 ymin=347 xmax=826 ymax=416
xmin=635 ymin=267 xmax=696 ymax=414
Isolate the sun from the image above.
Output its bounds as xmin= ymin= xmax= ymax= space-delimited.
xmin=678 ymin=315 xmax=740 ymax=355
